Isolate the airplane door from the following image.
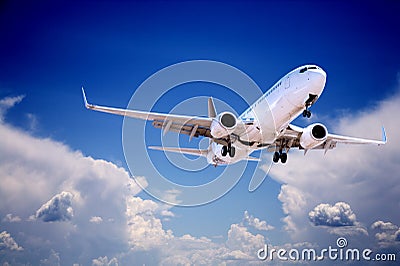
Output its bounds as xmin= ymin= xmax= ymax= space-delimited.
xmin=285 ymin=76 xmax=290 ymax=89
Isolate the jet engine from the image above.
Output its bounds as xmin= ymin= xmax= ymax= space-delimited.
xmin=210 ymin=111 xmax=237 ymax=138
xmin=299 ymin=123 xmax=328 ymax=149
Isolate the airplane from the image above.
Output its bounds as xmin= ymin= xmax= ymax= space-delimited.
xmin=82 ymin=64 xmax=386 ymax=166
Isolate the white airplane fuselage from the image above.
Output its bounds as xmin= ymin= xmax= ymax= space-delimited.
xmin=207 ymin=65 xmax=327 ymax=165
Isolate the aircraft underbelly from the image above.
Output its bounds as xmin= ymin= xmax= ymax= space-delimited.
xmin=270 ymin=95 xmax=298 ymax=132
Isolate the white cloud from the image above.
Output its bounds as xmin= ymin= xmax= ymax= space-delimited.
xmin=243 ymin=210 xmax=274 ymax=231
xmin=370 ymin=220 xmax=400 ymax=247
xmin=0 ymin=231 xmax=23 ymax=251
xmin=395 ymin=230 xmax=400 ymax=241
xmin=278 ymin=185 xmax=308 ymax=235
xmin=308 ymin=202 xmax=356 ymax=227
xmin=279 ymin=185 xmax=307 ymax=216
xmin=371 ymin=221 xmax=398 ymax=230
xmin=89 ymin=216 xmax=103 ymax=224
xmin=92 ymin=256 xmax=118 ymax=266
xmin=126 ymin=196 xmax=173 ymax=251
xmin=326 ymin=225 xmax=368 ymax=237
xmin=2 ymin=214 xmax=21 ymax=223
xmin=0 ymin=95 xmax=24 ymax=121
xmin=35 ymin=191 xmax=74 ymax=222
xmin=265 ymin=86 xmax=400 ymax=248
xmin=0 ymin=96 xmax=143 ymax=264
xmin=40 ymin=249 xmax=61 ymax=266
xmin=220 ymin=249 xmax=253 ymax=261
xmin=226 ymin=223 xmax=265 ymax=256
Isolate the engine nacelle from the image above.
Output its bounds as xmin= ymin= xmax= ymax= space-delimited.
xmin=300 ymin=123 xmax=328 ymax=149
xmin=210 ymin=111 xmax=237 ymax=138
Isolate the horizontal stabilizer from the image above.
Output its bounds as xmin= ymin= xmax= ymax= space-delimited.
xmin=148 ymin=146 xmax=208 ymax=157
xmin=246 ymin=156 xmax=261 ymax=162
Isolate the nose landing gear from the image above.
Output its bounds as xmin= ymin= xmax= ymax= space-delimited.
xmin=303 ymin=94 xmax=318 ymax=118
xmin=302 ymin=109 xmax=311 ymax=118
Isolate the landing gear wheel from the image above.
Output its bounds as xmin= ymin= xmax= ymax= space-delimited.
xmin=228 ymin=146 xmax=235 ymax=157
xmin=221 ymin=146 xmax=228 ymax=156
xmin=303 ymin=109 xmax=311 ymax=118
xmin=280 ymin=153 xmax=287 ymax=164
xmin=273 ymin=152 xmax=280 ymax=163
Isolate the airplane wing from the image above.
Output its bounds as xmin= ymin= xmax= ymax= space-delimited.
xmin=275 ymin=123 xmax=386 ymax=153
xmin=325 ymin=130 xmax=387 ymax=145
xmin=82 ymin=87 xmax=213 ymax=139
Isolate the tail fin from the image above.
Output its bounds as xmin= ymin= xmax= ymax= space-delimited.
xmin=208 ymin=97 xmax=216 ymax=146
xmin=208 ymin=97 xmax=217 ymax=118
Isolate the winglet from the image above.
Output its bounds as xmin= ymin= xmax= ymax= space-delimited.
xmin=381 ymin=126 xmax=387 ymax=144
xmin=81 ymin=87 xmax=94 ymax=109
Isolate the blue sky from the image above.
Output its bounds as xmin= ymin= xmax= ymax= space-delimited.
xmin=1 ymin=0 xmax=400 ymax=265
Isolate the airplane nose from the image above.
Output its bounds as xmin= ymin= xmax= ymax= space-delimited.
xmin=310 ymin=69 xmax=326 ymax=88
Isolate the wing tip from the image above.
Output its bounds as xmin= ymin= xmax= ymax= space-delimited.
xmin=381 ymin=126 xmax=387 ymax=144
xmin=81 ymin=86 xmax=88 ymax=108
xmin=81 ymin=87 xmax=94 ymax=109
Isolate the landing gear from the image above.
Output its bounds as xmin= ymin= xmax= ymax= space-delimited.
xmin=280 ymin=152 xmax=287 ymax=163
xmin=302 ymin=109 xmax=311 ymax=118
xmin=273 ymin=152 xmax=280 ymax=163
xmin=221 ymin=143 xmax=235 ymax=158
xmin=228 ymin=146 xmax=235 ymax=157
xmin=273 ymin=151 xmax=288 ymax=164
xmin=221 ymin=145 xmax=228 ymax=156
xmin=303 ymin=94 xmax=317 ymax=118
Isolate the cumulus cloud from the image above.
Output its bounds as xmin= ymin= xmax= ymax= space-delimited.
xmin=371 ymin=221 xmax=398 ymax=230
xmin=35 ymin=191 xmax=74 ymax=222
xmin=89 ymin=216 xmax=103 ymax=224
xmin=265 ymin=85 xmax=400 ymax=249
xmin=0 ymin=231 xmax=23 ymax=251
xmin=2 ymin=214 xmax=21 ymax=223
xmin=395 ymin=230 xmax=400 ymax=242
xmin=226 ymin=223 xmax=265 ymax=256
xmin=242 ymin=210 xmax=274 ymax=231
xmin=308 ymin=202 xmax=356 ymax=227
xmin=92 ymin=256 xmax=118 ymax=266
xmin=370 ymin=220 xmax=400 ymax=246
xmin=126 ymin=196 xmax=173 ymax=251
xmin=0 ymin=95 xmax=143 ymax=264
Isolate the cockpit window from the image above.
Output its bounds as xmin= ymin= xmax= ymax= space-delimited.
xmin=300 ymin=66 xmax=318 ymax=73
